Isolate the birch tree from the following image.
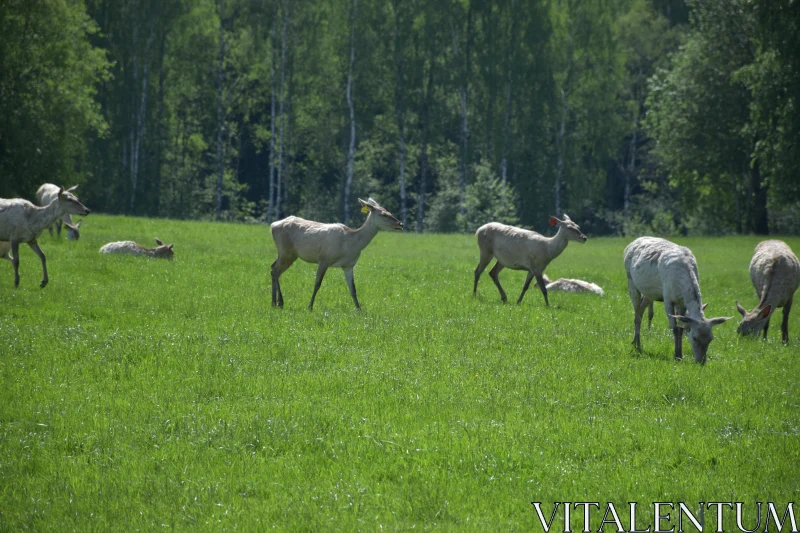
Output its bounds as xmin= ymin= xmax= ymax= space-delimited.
xmin=267 ymin=0 xmax=278 ymax=222
xmin=553 ymin=11 xmax=574 ymax=218
xmin=274 ymin=0 xmax=289 ymax=221
xmin=343 ymin=0 xmax=358 ymax=224
xmin=215 ymin=0 xmax=225 ymax=219
xmin=417 ymin=28 xmax=435 ymax=233
xmin=499 ymin=0 xmax=517 ymax=184
xmin=450 ymin=1 xmax=473 ymax=219
xmin=392 ymin=0 xmax=408 ymax=227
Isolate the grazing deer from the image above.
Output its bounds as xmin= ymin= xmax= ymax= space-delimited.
xmin=735 ymin=240 xmax=800 ymax=344
xmin=624 ymin=237 xmax=731 ymax=363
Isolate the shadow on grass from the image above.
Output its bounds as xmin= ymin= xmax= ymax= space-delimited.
xmin=628 ymin=346 xmax=680 ymax=363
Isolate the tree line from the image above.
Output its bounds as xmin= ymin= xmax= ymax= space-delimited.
xmin=1 ymin=0 xmax=798 ymax=235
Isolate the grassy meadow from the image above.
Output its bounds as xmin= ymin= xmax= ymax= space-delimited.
xmin=1 ymin=214 xmax=798 ymax=531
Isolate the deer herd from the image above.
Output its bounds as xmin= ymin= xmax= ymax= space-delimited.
xmin=1 ymin=186 xmax=798 ymax=362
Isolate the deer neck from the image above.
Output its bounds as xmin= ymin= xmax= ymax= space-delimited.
xmin=31 ymin=199 xmax=65 ymax=234
xmin=684 ymin=271 xmax=705 ymax=320
xmin=350 ymin=212 xmax=380 ymax=252
xmin=545 ymin=226 xmax=570 ymax=258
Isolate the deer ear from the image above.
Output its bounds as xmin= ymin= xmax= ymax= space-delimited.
xmin=67 ymin=185 xmax=79 ymax=193
xmin=155 ymin=238 xmax=164 ymax=246
xmin=671 ymin=314 xmax=695 ymax=329
xmin=549 ymin=216 xmax=560 ymax=227
xmin=168 ymin=244 xmax=174 ymax=251
xmin=75 ymin=220 xmax=82 ymax=229
xmin=58 ymin=187 xmax=64 ymax=197
xmin=736 ymin=301 xmax=747 ymax=316
xmin=709 ymin=316 xmax=732 ymax=327
xmin=759 ymin=305 xmax=772 ymax=319
xmin=701 ymin=303 xmax=709 ymax=311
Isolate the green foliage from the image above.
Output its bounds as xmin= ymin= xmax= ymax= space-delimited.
xmin=1 ymin=215 xmax=798 ymax=529
xmin=3 ymin=0 xmax=799 ymax=235
xmin=462 ymin=159 xmax=520 ymax=232
xmin=0 ymin=0 xmax=110 ymax=198
xmin=426 ymin=157 xmax=518 ymax=233
xmin=645 ymin=0 xmax=800 ymax=235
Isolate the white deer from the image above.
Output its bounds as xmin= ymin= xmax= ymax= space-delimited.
xmin=0 ymin=187 xmax=90 ymax=288
xmin=473 ymin=215 xmax=588 ymax=306
xmin=624 ymin=237 xmax=731 ymax=363
xmin=735 ymin=240 xmax=800 ymax=343
xmin=99 ymin=238 xmax=175 ymax=260
xmin=36 ymin=184 xmax=83 ymax=240
xmin=270 ymin=198 xmax=403 ymax=310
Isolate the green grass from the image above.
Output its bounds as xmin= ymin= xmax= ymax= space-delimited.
xmin=1 ymin=215 xmax=798 ymax=531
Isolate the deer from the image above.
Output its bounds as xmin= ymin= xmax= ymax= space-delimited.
xmin=270 ymin=197 xmax=403 ymax=310
xmin=473 ymin=214 xmax=588 ymax=306
xmin=36 ymin=184 xmax=84 ymax=240
xmin=99 ymin=238 xmax=175 ymax=260
xmin=735 ymin=240 xmax=800 ymax=344
xmin=0 ymin=187 xmax=90 ymax=288
xmin=624 ymin=236 xmax=731 ymax=363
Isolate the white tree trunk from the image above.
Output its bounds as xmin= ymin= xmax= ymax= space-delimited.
xmin=554 ymin=22 xmax=574 ymax=218
xmin=624 ymin=68 xmax=642 ymax=221
xmin=215 ymin=0 xmax=225 ymax=220
xmin=450 ymin=10 xmax=471 ymax=220
xmin=554 ymin=90 xmax=567 ymax=218
xmin=132 ymin=56 xmax=149 ymax=212
xmin=343 ymin=0 xmax=357 ymax=224
xmin=267 ymin=0 xmax=277 ymax=222
xmin=130 ymin=14 xmax=153 ymax=214
xmin=500 ymin=0 xmax=517 ymax=184
xmin=129 ymin=5 xmax=139 ymax=212
xmin=624 ymin=115 xmax=637 ymax=221
xmin=417 ymin=34 xmax=434 ymax=234
xmin=274 ymin=0 xmax=289 ymax=221
xmin=393 ymin=0 xmax=406 ymax=227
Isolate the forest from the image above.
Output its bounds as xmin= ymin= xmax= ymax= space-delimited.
xmin=1 ymin=0 xmax=798 ymax=235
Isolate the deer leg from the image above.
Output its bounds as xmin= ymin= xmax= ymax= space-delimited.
xmin=666 ymin=301 xmax=683 ymax=361
xmin=632 ymin=303 xmax=643 ymax=351
xmin=535 ymin=273 xmax=549 ymax=306
xmin=271 ymin=259 xmax=280 ymax=307
xmin=782 ymin=297 xmax=792 ymax=344
xmin=633 ymin=297 xmax=650 ymax=352
xmin=647 ymin=302 xmax=655 ymax=329
xmin=308 ymin=263 xmax=328 ymax=311
xmin=11 ymin=240 xmax=20 ymax=288
xmin=627 ymin=275 xmax=647 ymax=350
xmin=474 ymin=253 xmax=493 ymax=296
xmin=271 ymin=256 xmax=296 ymax=308
xmin=343 ymin=268 xmax=360 ymax=311
xmin=488 ymin=261 xmax=507 ymax=302
xmin=516 ymin=271 xmax=535 ymax=305
xmin=28 ymin=240 xmax=48 ymax=288
xmin=56 ymin=220 xmax=62 ymax=237
xmin=278 ymin=258 xmax=296 ymax=307
xmin=48 ymin=225 xmax=54 ymax=237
